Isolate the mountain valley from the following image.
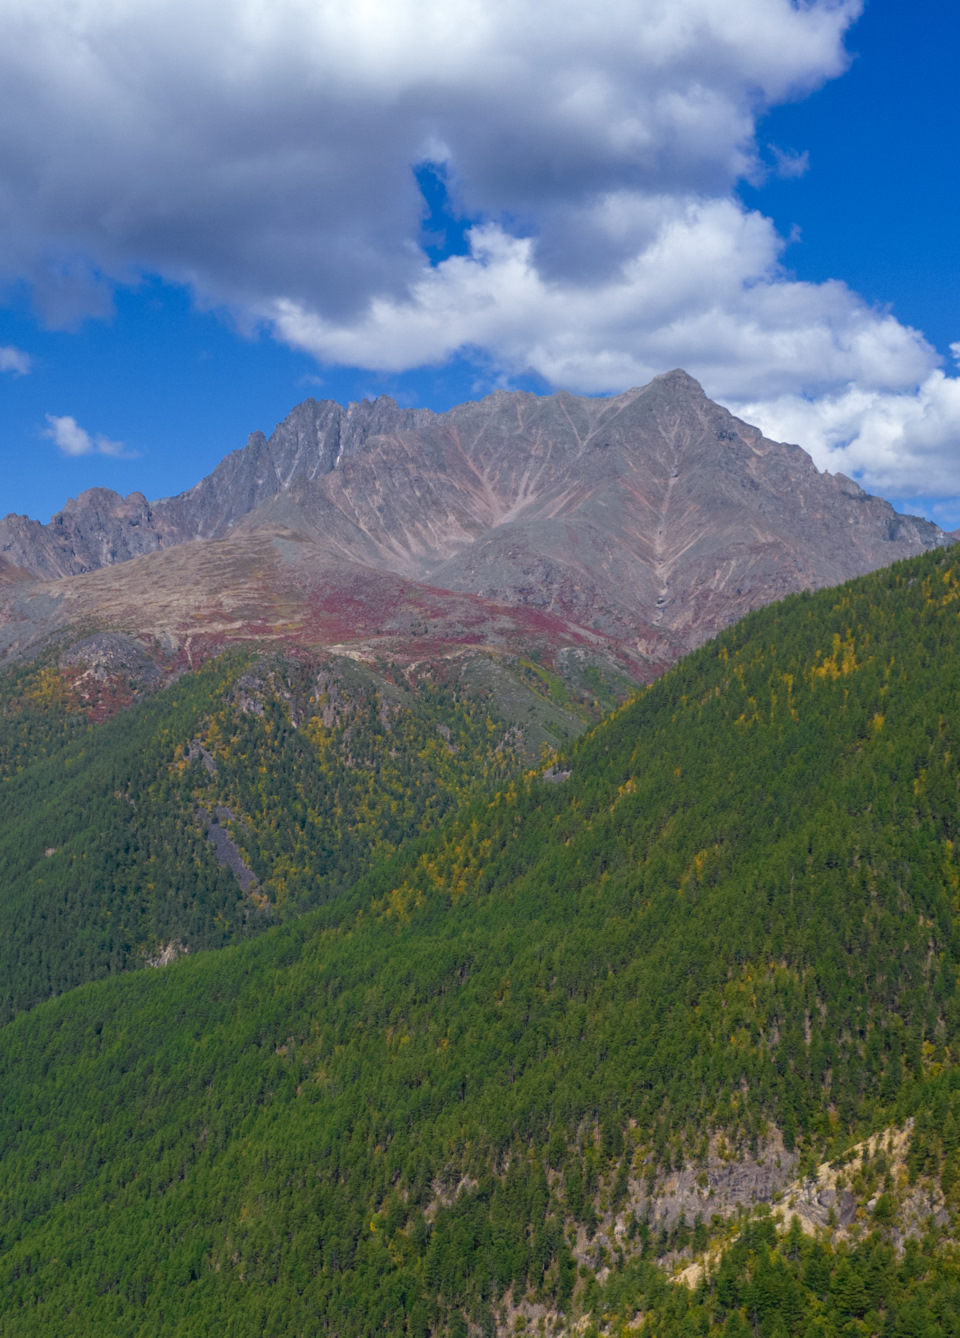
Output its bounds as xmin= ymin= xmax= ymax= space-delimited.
xmin=3 ymin=548 xmax=960 ymax=1333
xmin=2 ymin=376 xmax=960 ymax=1335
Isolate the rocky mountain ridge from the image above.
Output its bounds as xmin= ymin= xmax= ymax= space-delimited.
xmin=0 ymin=370 xmax=947 ymax=665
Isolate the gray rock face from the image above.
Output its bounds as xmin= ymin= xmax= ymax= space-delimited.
xmin=200 ymin=807 xmax=259 ymax=896
xmin=0 ymin=397 xmax=435 ymax=580
xmin=0 ymin=371 xmax=947 ymax=653
xmin=60 ymin=632 xmax=162 ymax=686
xmin=0 ymin=490 xmax=172 ymax=580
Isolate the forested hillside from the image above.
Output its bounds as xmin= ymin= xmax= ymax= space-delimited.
xmin=5 ymin=548 xmax=960 ymax=1333
xmin=0 ymin=649 xmax=530 ymax=1021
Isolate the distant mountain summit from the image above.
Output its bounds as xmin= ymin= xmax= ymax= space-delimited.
xmin=0 ymin=370 xmax=946 ymax=665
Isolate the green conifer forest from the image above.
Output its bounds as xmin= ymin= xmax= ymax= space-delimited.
xmin=5 ymin=550 xmax=960 ymax=1332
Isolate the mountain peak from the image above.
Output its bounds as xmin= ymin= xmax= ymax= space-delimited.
xmin=60 ymin=487 xmax=149 ymax=515
xmin=0 ymin=372 xmax=946 ymax=658
xmin=649 ymin=367 xmax=706 ymax=393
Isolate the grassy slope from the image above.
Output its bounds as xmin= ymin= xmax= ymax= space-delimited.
xmin=4 ymin=551 xmax=960 ymax=1331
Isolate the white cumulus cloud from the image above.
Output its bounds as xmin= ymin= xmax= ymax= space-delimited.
xmin=732 ymin=372 xmax=960 ymax=507
xmin=0 ymin=0 xmax=859 ymax=321
xmin=0 ymin=346 xmax=31 ymax=375
xmin=2 ymin=0 xmax=960 ymax=506
xmin=43 ymin=414 xmax=127 ymax=458
xmin=268 ymin=202 xmax=935 ymax=400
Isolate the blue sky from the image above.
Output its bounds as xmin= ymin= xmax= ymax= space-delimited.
xmin=1 ymin=0 xmax=958 ymax=526
xmin=743 ymin=0 xmax=959 ymax=359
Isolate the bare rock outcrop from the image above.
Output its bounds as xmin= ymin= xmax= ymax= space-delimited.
xmin=1 ymin=372 xmax=948 ymax=663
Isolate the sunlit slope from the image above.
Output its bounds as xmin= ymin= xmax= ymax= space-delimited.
xmin=3 ymin=550 xmax=960 ymax=1333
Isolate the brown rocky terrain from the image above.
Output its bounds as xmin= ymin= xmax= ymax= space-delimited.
xmin=0 ymin=369 xmax=947 ymax=670
xmin=0 ymin=525 xmax=656 ymax=667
